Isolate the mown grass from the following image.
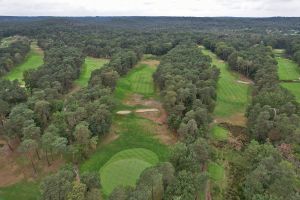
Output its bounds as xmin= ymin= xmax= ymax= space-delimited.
xmin=100 ymin=148 xmax=159 ymax=195
xmin=80 ymin=62 xmax=169 ymax=197
xmin=115 ymin=64 xmax=157 ymax=100
xmin=4 ymin=42 xmax=43 ymax=84
xmin=201 ymin=48 xmax=250 ymax=118
xmin=276 ymin=56 xmax=300 ymax=81
xmin=208 ymin=162 xmax=225 ymax=181
xmin=280 ymin=82 xmax=300 ymax=103
xmin=211 ymin=125 xmax=228 ymax=141
xmin=0 ymin=181 xmax=40 ymax=200
xmin=75 ymin=57 xmax=109 ymax=87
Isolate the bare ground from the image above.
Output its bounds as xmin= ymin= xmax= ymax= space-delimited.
xmin=0 ymin=139 xmax=64 ymax=187
xmin=214 ymin=113 xmax=247 ymax=127
xmin=123 ymin=94 xmax=177 ymax=145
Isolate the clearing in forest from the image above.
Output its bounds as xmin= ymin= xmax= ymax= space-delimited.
xmin=4 ymin=42 xmax=43 ymax=84
xmin=201 ymin=48 xmax=251 ymax=126
xmin=80 ymin=59 xmax=173 ymax=198
xmin=75 ymin=57 xmax=109 ymax=87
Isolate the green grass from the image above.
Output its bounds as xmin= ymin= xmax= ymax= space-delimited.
xmin=80 ymin=62 xmax=169 ymax=198
xmin=75 ymin=57 xmax=109 ymax=87
xmin=0 ymin=181 xmax=40 ymax=200
xmin=100 ymin=148 xmax=159 ymax=195
xmin=276 ymin=56 xmax=300 ymax=81
xmin=201 ymin=48 xmax=250 ymax=118
xmin=211 ymin=125 xmax=228 ymax=141
xmin=115 ymin=64 xmax=157 ymax=100
xmin=280 ymin=82 xmax=300 ymax=103
xmin=4 ymin=43 xmax=43 ymax=84
xmin=208 ymin=162 xmax=225 ymax=181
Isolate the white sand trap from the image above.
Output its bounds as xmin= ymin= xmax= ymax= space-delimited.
xmin=237 ymin=80 xmax=252 ymax=85
xmin=116 ymin=110 xmax=132 ymax=115
xmin=135 ymin=108 xmax=159 ymax=113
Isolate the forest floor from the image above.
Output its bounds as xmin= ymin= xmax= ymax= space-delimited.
xmin=274 ymin=49 xmax=300 ymax=103
xmin=80 ymin=56 xmax=175 ymax=198
xmin=4 ymin=42 xmax=44 ymax=84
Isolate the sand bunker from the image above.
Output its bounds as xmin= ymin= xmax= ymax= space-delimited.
xmin=135 ymin=108 xmax=159 ymax=113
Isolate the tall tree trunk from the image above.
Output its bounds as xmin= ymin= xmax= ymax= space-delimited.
xmin=50 ymin=149 xmax=54 ymax=161
xmin=45 ymin=150 xmax=51 ymax=166
xmin=36 ymin=149 xmax=41 ymax=160
xmin=28 ymin=153 xmax=37 ymax=174
xmin=6 ymin=140 xmax=13 ymax=151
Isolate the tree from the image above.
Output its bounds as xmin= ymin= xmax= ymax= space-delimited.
xmin=19 ymin=139 xmax=38 ymax=173
xmin=40 ymin=167 xmax=75 ymax=200
xmin=67 ymin=181 xmax=86 ymax=200
xmin=34 ymin=100 xmax=51 ymax=129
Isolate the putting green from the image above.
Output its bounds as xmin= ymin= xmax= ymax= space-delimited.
xmin=99 ymin=148 xmax=159 ymax=195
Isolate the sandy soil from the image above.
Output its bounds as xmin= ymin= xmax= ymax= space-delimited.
xmin=0 ymin=139 xmax=64 ymax=187
xmin=214 ymin=113 xmax=247 ymax=127
xmin=123 ymin=94 xmax=177 ymax=145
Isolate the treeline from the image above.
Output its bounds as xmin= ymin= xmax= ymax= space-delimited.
xmin=24 ymin=46 xmax=84 ymax=94
xmin=201 ymin=36 xmax=300 ymax=199
xmin=0 ymin=36 xmax=30 ymax=76
xmin=38 ymin=45 xmax=141 ymax=198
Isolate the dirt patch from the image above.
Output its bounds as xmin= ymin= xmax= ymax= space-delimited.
xmin=100 ymin=128 xmax=120 ymax=146
xmin=0 ymin=140 xmax=64 ymax=187
xmin=237 ymin=74 xmax=254 ymax=84
xmin=214 ymin=113 xmax=247 ymax=127
xmin=124 ymin=94 xmax=177 ymax=145
xmin=140 ymin=60 xmax=160 ymax=68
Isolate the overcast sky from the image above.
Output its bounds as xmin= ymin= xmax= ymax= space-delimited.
xmin=0 ymin=0 xmax=299 ymax=17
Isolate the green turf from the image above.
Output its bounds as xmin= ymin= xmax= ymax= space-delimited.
xmin=211 ymin=125 xmax=228 ymax=141
xmin=0 ymin=181 xmax=40 ymax=200
xmin=201 ymin=48 xmax=251 ymax=117
xmin=208 ymin=162 xmax=225 ymax=181
xmin=115 ymin=64 xmax=157 ymax=100
xmin=275 ymin=56 xmax=300 ymax=81
xmin=280 ymin=82 xmax=300 ymax=103
xmin=102 ymin=148 xmax=159 ymax=167
xmin=80 ymin=62 xmax=169 ymax=198
xmin=75 ymin=57 xmax=109 ymax=87
xmin=100 ymin=148 xmax=159 ymax=195
xmin=4 ymin=42 xmax=43 ymax=84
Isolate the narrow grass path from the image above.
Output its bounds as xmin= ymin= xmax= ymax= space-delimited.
xmin=274 ymin=49 xmax=300 ymax=103
xmin=80 ymin=59 xmax=170 ymax=198
xmin=4 ymin=42 xmax=43 ymax=84
xmin=200 ymin=47 xmax=251 ymax=126
xmin=75 ymin=57 xmax=109 ymax=87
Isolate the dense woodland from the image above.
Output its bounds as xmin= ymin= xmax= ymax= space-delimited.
xmin=0 ymin=17 xmax=300 ymax=200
